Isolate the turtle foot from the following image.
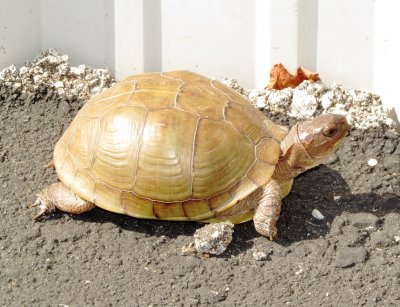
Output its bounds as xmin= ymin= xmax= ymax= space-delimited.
xmin=254 ymin=221 xmax=277 ymax=241
xmin=253 ymin=179 xmax=282 ymax=241
xmin=28 ymin=194 xmax=56 ymax=220
xmin=29 ymin=182 xmax=95 ymax=219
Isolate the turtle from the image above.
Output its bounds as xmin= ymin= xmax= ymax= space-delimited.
xmin=30 ymin=70 xmax=349 ymax=239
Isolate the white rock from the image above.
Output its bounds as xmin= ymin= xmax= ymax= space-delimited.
xmin=311 ymin=209 xmax=325 ymax=220
xmin=193 ymin=222 xmax=234 ymax=255
xmin=33 ymin=75 xmax=42 ymax=83
xmin=58 ymin=63 xmax=69 ymax=74
xmin=321 ymin=93 xmax=333 ymax=109
xmin=335 ymin=103 xmax=345 ymax=110
xmin=70 ymin=65 xmax=85 ymax=75
xmin=295 ymin=265 xmax=304 ymax=275
xmin=289 ymin=90 xmax=317 ymax=118
xmin=345 ymin=114 xmax=354 ymax=126
xmin=333 ymin=195 xmax=342 ymax=201
xmin=91 ymin=86 xmax=101 ymax=94
xmin=247 ymin=89 xmax=259 ymax=100
xmin=268 ymin=91 xmax=285 ymax=105
xmin=61 ymin=54 xmax=69 ymax=62
xmin=53 ymin=81 xmax=64 ymax=88
xmin=44 ymin=55 xmax=59 ymax=64
xmin=0 ymin=65 xmax=17 ymax=79
xmin=19 ymin=66 xmax=28 ymax=75
xmin=253 ymin=250 xmax=269 ymax=261
xmin=385 ymin=117 xmax=395 ymax=127
xmin=368 ymin=158 xmax=378 ymax=167
xmin=255 ymin=96 xmax=266 ymax=109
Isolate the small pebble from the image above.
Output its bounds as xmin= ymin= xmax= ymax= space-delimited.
xmin=321 ymin=93 xmax=332 ymax=109
xmin=193 ymin=222 xmax=234 ymax=255
xmin=252 ymin=250 xmax=269 ymax=261
xmin=368 ymin=158 xmax=378 ymax=167
xmin=333 ymin=195 xmax=342 ymax=201
xmin=70 ymin=65 xmax=86 ymax=75
xmin=255 ymin=97 xmax=266 ymax=109
xmin=312 ymin=209 xmax=325 ymax=220
xmin=53 ymin=81 xmax=64 ymax=88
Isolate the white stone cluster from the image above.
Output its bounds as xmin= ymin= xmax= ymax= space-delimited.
xmin=0 ymin=49 xmax=115 ymax=101
xmin=220 ymin=78 xmax=397 ymax=130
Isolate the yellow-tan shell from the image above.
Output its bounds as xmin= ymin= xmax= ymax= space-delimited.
xmin=54 ymin=71 xmax=288 ymax=221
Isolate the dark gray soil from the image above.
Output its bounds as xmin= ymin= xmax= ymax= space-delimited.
xmin=1 ymin=86 xmax=399 ymax=306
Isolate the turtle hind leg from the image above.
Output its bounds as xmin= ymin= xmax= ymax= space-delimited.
xmin=29 ymin=182 xmax=95 ymax=219
xmin=253 ymin=179 xmax=283 ymax=240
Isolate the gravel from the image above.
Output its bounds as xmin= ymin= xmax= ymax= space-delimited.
xmin=0 ymin=49 xmax=115 ymax=103
xmin=220 ymin=78 xmax=398 ymax=130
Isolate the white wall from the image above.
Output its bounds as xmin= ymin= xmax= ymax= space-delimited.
xmin=0 ymin=0 xmax=41 ymax=68
xmin=0 ymin=0 xmax=398 ymax=122
xmin=40 ymin=0 xmax=114 ymax=69
xmin=317 ymin=0 xmax=374 ymax=89
xmin=373 ymin=0 xmax=400 ymax=123
xmin=161 ymin=0 xmax=256 ymax=87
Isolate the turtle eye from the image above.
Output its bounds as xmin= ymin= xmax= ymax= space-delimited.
xmin=323 ymin=126 xmax=338 ymax=137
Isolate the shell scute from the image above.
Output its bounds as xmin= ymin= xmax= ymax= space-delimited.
xmin=121 ymin=192 xmax=155 ymax=219
xmin=191 ymin=118 xmax=255 ymax=198
xmin=133 ymin=108 xmax=198 ymax=201
xmin=182 ymin=200 xmax=213 ymax=220
xmin=153 ymin=202 xmax=185 ymax=220
xmin=176 ymin=82 xmax=229 ymax=119
xmin=90 ymin=106 xmax=147 ymax=190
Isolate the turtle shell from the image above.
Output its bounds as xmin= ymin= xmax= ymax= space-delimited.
xmin=54 ymin=71 xmax=288 ymax=222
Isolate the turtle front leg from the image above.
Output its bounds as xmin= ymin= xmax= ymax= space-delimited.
xmin=29 ymin=182 xmax=95 ymax=219
xmin=253 ymin=179 xmax=282 ymax=240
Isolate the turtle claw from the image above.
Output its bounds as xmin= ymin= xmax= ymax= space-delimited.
xmin=254 ymin=220 xmax=278 ymax=240
xmin=43 ymin=160 xmax=55 ymax=169
xmin=28 ymin=195 xmax=55 ymax=220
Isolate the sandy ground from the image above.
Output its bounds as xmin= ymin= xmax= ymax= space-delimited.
xmin=1 ymin=84 xmax=399 ymax=306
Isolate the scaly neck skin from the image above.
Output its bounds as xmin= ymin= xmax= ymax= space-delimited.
xmin=272 ymin=123 xmax=316 ymax=182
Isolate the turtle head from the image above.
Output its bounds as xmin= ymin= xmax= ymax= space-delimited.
xmin=297 ymin=113 xmax=350 ymax=164
xmin=274 ymin=114 xmax=350 ymax=180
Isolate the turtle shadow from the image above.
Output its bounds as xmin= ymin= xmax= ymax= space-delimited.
xmin=271 ymin=165 xmax=399 ymax=247
xmin=218 ymin=165 xmax=399 ymax=256
xmin=70 ymin=208 xmax=201 ymax=238
xmin=58 ymin=165 xmax=398 ymax=255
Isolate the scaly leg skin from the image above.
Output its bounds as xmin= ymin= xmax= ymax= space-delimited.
xmin=253 ymin=179 xmax=283 ymax=240
xmin=29 ymin=182 xmax=95 ymax=219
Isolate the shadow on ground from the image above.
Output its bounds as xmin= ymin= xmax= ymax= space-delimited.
xmin=42 ymin=165 xmax=399 ymax=255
